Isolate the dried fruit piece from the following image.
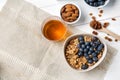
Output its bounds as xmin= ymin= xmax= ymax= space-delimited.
xmin=89 ymin=13 xmax=93 ymax=16
xmin=115 ymin=39 xmax=118 ymax=42
xmin=112 ymin=18 xmax=116 ymax=21
xmin=103 ymin=22 xmax=109 ymax=28
xmin=105 ymin=36 xmax=112 ymax=42
xmin=92 ymin=31 xmax=98 ymax=35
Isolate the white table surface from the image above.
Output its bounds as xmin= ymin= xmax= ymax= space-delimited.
xmin=0 ymin=0 xmax=120 ymax=80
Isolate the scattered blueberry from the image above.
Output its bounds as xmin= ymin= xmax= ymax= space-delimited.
xmin=81 ymin=64 xmax=88 ymax=70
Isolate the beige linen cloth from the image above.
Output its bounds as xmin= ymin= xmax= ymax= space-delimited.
xmin=0 ymin=0 xmax=117 ymax=80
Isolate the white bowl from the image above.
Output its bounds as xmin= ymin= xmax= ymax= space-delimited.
xmin=63 ymin=34 xmax=107 ymax=72
xmin=60 ymin=3 xmax=81 ymax=24
xmin=84 ymin=0 xmax=110 ymax=8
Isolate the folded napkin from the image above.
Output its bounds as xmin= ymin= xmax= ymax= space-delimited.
xmin=0 ymin=0 xmax=117 ymax=80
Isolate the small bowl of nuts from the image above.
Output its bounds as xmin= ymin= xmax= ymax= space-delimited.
xmin=64 ymin=34 xmax=107 ymax=72
xmin=60 ymin=3 xmax=81 ymax=24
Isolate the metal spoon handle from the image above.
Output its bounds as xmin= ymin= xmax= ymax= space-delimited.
xmin=101 ymin=27 xmax=120 ymax=40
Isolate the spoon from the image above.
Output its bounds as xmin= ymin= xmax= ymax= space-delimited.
xmin=96 ymin=27 xmax=120 ymax=40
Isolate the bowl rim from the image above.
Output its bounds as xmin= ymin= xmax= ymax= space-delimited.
xmin=60 ymin=3 xmax=81 ymax=24
xmin=63 ymin=33 xmax=107 ymax=72
xmin=84 ymin=0 xmax=110 ymax=8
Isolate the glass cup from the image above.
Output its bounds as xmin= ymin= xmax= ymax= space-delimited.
xmin=41 ymin=16 xmax=72 ymax=41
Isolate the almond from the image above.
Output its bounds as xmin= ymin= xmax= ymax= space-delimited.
xmin=65 ymin=4 xmax=72 ymax=8
xmin=65 ymin=8 xmax=73 ymax=12
xmin=72 ymin=13 xmax=78 ymax=18
xmin=75 ymin=10 xmax=79 ymax=14
xmin=72 ymin=5 xmax=77 ymax=10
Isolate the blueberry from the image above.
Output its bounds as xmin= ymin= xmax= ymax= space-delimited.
xmin=79 ymin=36 xmax=84 ymax=41
xmin=97 ymin=43 xmax=104 ymax=51
xmin=93 ymin=57 xmax=98 ymax=62
xmin=80 ymin=41 xmax=85 ymax=44
xmin=92 ymin=52 xmax=97 ymax=57
xmin=95 ymin=50 xmax=100 ymax=54
xmin=95 ymin=41 xmax=101 ymax=45
xmin=88 ymin=0 xmax=95 ymax=2
xmin=78 ymin=52 xmax=83 ymax=57
xmin=92 ymin=43 xmax=98 ymax=48
xmin=85 ymin=55 xmax=90 ymax=60
xmin=89 ymin=47 xmax=94 ymax=52
xmin=93 ymin=2 xmax=99 ymax=7
xmin=88 ymin=59 xmax=93 ymax=64
xmin=92 ymin=43 xmax=96 ymax=46
xmin=98 ymin=1 xmax=105 ymax=5
xmin=84 ymin=48 xmax=88 ymax=53
xmin=85 ymin=0 xmax=89 ymax=3
xmin=84 ymin=53 xmax=88 ymax=57
xmin=81 ymin=44 xmax=86 ymax=49
xmin=88 ymin=51 xmax=92 ymax=55
xmin=86 ymin=45 xmax=90 ymax=49
xmin=85 ymin=42 xmax=90 ymax=46
xmin=89 ymin=2 xmax=94 ymax=6
xmin=98 ymin=0 xmax=105 ymax=1
xmin=92 ymin=37 xmax=98 ymax=42
xmin=81 ymin=64 xmax=88 ymax=70
xmin=79 ymin=48 xmax=84 ymax=52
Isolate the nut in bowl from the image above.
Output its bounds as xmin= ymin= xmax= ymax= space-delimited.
xmin=84 ymin=0 xmax=110 ymax=8
xmin=63 ymin=34 xmax=107 ymax=72
xmin=60 ymin=3 xmax=81 ymax=24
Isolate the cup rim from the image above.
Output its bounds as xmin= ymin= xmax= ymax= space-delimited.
xmin=63 ymin=33 xmax=107 ymax=72
xmin=60 ymin=3 xmax=81 ymax=24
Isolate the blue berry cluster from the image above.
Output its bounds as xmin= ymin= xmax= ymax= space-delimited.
xmin=85 ymin=0 xmax=107 ymax=7
xmin=77 ymin=36 xmax=104 ymax=70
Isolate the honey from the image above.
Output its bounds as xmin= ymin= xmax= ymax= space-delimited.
xmin=43 ymin=20 xmax=67 ymax=41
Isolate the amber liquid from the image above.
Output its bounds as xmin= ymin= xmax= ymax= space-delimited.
xmin=43 ymin=20 xmax=67 ymax=41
